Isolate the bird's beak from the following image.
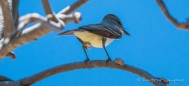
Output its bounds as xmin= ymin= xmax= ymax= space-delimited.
xmin=121 ymin=29 xmax=130 ymax=36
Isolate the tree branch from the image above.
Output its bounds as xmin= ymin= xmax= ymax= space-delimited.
xmin=8 ymin=0 xmax=19 ymax=24
xmin=0 ymin=0 xmax=14 ymax=37
xmin=156 ymin=0 xmax=189 ymax=30
xmin=42 ymin=0 xmax=58 ymax=23
xmin=0 ymin=0 xmax=19 ymax=59
xmin=57 ymin=12 xmax=81 ymax=24
xmin=58 ymin=0 xmax=89 ymax=15
xmin=0 ymin=75 xmax=12 ymax=81
xmin=0 ymin=59 xmax=168 ymax=86
xmin=0 ymin=0 xmax=88 ymax=59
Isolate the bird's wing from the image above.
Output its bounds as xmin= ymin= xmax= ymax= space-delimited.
xmin=78 ymin=24 xmax=122 ymax=39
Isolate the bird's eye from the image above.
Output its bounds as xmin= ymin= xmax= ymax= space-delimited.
xmin=117 ymin=21 xmax=121 ymax=25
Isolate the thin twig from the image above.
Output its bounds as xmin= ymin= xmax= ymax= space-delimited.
xmin=58 ymin=0 xmax=89 ymax=15
xmin=42 ymin=0 xmax=58 ymax=23
xmin=156 ymin=0 xmax=189 ymax=30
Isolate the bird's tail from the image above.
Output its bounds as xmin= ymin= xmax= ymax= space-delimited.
xmin=57 ymin=30 xmax=75 ymax=36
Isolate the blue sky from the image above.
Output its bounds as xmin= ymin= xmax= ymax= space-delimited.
xmin=1 ymin=0 xmax=189 ymax=86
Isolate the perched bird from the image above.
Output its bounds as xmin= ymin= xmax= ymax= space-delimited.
xmin=58 ymin=14 xmax=130 ymax=63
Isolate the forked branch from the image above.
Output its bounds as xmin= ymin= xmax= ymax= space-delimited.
xmin=156 ymin=0 xmax=189 ymax=30
xmin=0 ymin=0 xmax=87 ymax=59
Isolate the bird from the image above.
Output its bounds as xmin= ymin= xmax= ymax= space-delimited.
xmin=57 ymin=14 xmax=130 ymax=63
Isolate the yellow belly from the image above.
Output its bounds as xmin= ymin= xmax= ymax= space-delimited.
xmin=74 ymin=31 xmax=114 ymax=48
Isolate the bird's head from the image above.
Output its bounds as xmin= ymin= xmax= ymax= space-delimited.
xmin=102 ymin=14 xmax=130 ymax=36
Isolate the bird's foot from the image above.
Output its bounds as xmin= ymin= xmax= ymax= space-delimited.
xmin=106 ymin=58 xmax=112 ymax=65
xmin=84 ymin=58 xmax=92 ymax=70
xmin=84 ymin=58 xmax=90 ymax=65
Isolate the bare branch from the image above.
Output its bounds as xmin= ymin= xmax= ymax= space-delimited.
xmin=0 ymin=12 xmax=81 ymax=60
xmin=58 ymin=0 xmax=89 ymax=15
xmin=0 ymin=75 xmax=12 ymax=81
xmin=0 ymin=59 xmax=167 ymax=86
xmin=0 ymin=0 xmax=87 ymax=59
xmin=58 ymin=12 xmax=81 ymax=24
xmin=14 ymin=12 xmax=19 ymax=29
xmin=0 ymin=81 xmax=24 ymax=86
xmin=0 ymin=0 xmax=19 ymax=59
xmin=156 ymin=0 xmax=189 ymax=30
xmin=42 ymin=0 xmax=58 ymax=23
xmin=0 ymin=0 xmax=14 ymax=37
xmin=8 ymin=0 xmax=19 ymax=24
xmin=18 ymin=13 xmax=64 ymax=32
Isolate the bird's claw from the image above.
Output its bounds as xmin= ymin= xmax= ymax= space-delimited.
xmin=84 ymin=58 xmax=92 ymax=70
xmin=106 ymin=58 xmax=112 ymax=65
xmin=84 ymin=58 xmax=90 ymax=65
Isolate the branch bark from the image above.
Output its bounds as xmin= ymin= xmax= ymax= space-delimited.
xmin=0 ymin=0 xmax=14 ymax=37
xmin=58 ymin=0 xmax=89 ymax=15
xmin=42 ymin=0 xmax=58 ymax=23
xmin=0 ymin=59 xmax=168 ymax=86
xmin=156 ymin=0 xmax=189 ymax=30
xmin=7 ymin=0 xmax=19 ymax=24
xmin=0 ymin=0 xmax=19 ymax=59
xmin=0 ymin=75 xmax=12 ymax=81
xmin=0 ymin=0 xmax=88 ymax=59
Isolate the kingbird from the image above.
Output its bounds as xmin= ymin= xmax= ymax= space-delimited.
xmin=58 ymin=14 xmax=130 ymax=63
